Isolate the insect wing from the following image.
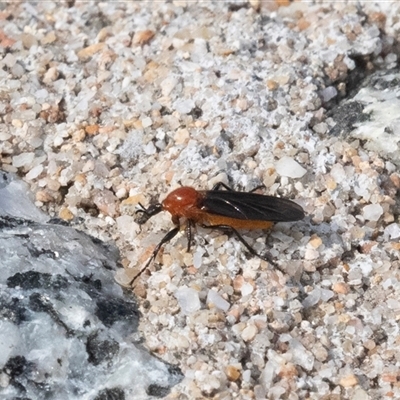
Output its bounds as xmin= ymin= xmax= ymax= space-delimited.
xmin=201 ymin=190 xmax=305 ymax=222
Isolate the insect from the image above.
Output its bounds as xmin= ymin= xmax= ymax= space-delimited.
xmin=131 ymin=182 xmax=305 ymax=283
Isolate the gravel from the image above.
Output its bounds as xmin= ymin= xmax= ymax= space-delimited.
xmin=2 ymin=1 xmax=400 ymax=399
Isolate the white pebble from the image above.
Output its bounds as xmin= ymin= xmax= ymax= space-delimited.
xmin=362 ymin=203 xmax=383 ymax=221
xmin=175 ymin=286 xmax=201 ymax=315
xmin=26 ymin=164 xmax=43 ymax=180
xmin=192 ymin=248 xmax=205 ymax=269
xmin=359 ymin=262 xmax=373 ymax=277
xmin=12 ymin=152 xmax=35 ymax=168
xmin=289 ymin=338 xmax=314 ymax=370
xmin=161 ymin=76 xmax=178 ymax=96
xmin=173 ymin=98 xmax=195 ymax=114
xmin=320 ymin=289 xmax=334 ymax=302
xmin=260 ymin=359 xmax=276 ymax=390
xmin=302 ymin=288 xmax=321 ymax=308
xmin=116 ymin=215 xmax=137 ymax=242
xmin=305 ymin=247 xmax=319 ymax=260
xmin=320 ymin=86 xmax=337 ymax=102
xmin=206 ymin=289 xmax=230 ymax=312
xmin=352 ymin=388 xmax=369 ymax=400
xmin=354 ymin=174 xmax=373 ymax=200
xmin=0 ymin=130 xmax=11 ymax=140
xmin=313 ymin=122 xmax=328 ymax=134
xmin=241 ymin=282 xmax=254 ymax=296
xmin=387 ymin=298 xmax=400 ymax=310
xmin=35 ymin=88 xmax=49 ymax=100
xmin=142 ymin=117 xmax=152 ymax=128
xmin=275 ymin=156 xmax=307 ymax=179
xmin=115 ymin=187 xmax=127 ymax=199
xmin=384 ymin=223 xmax=400 ymax=240
xmin=241 ymin=324 xmax=257 ymax=342
xmin=53 ymin=135 xmax=64 ymax=147
xmin=143 ymin=141 xmax=156 ymax=155
xmin=3 ymin=53 xmax=16 ymax=67
xmin=330 ymin=164 xmax=346 ymax=184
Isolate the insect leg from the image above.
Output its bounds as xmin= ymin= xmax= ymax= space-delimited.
xmin=249 ymin=184 xmax=265 ymax=193
xmin=186 ymin=220 xmax=195 ymax=252
xmin=211 ymin=182 xmax=233 ymax=191
xmin=201 ymin=224 xmax=279 ymax=268
xmin=211 ymin=182 xmax=265 ymax=193
xmin=130 ymin=226 xmax=180 ymax=284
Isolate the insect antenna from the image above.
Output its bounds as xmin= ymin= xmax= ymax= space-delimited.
xmin=135 ymin=202 xmax=162 ymax=225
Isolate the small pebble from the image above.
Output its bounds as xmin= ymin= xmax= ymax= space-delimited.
xmin=132 ymin=30 xmax=155 ymax=46
xmin=26 ymin=164 xmax=43 ymax=180
xmin=77 ymin=43 xmax=105 ymax=59
xmin=332 ymin=282 xmax=349 ymax=295
xmin=59 ymin=207 xmax=74 ymax=221
xmin=12 ymin=153 xmax=35 ymax=168
xmin=363 ymin=203 xmax=383 ymax=221
xmin=339 ymin=374 xmax=358 ymax=387
xmin=241 ymin=324 xmax=258 ymax=342
xmin=275 ymin=156 xmax=307 ymax=179
xmin=308 ymin=235 xmax=322 ymax=248
xmin=207 ymin=289 xmax=230 ymax=312
xmin=175 ymin=287 xmax=201 ymax=315
xmin=226 ymin=365 xmax=241 ymax=382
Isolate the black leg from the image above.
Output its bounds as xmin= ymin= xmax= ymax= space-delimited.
xmin=201 ymin=224 xmax=279 ymax=268
xmin=249 ymin=184 xmax=265 ymax=193
xmin=212 ymin=181 xmax=265 ymax=193
xmin=211 ymin=182 xmax=233 ymax=191
xmin=186 ymin=220 xmax=194 ymax=252
xmin=130 ymin=226 xmax=180 ymax=284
